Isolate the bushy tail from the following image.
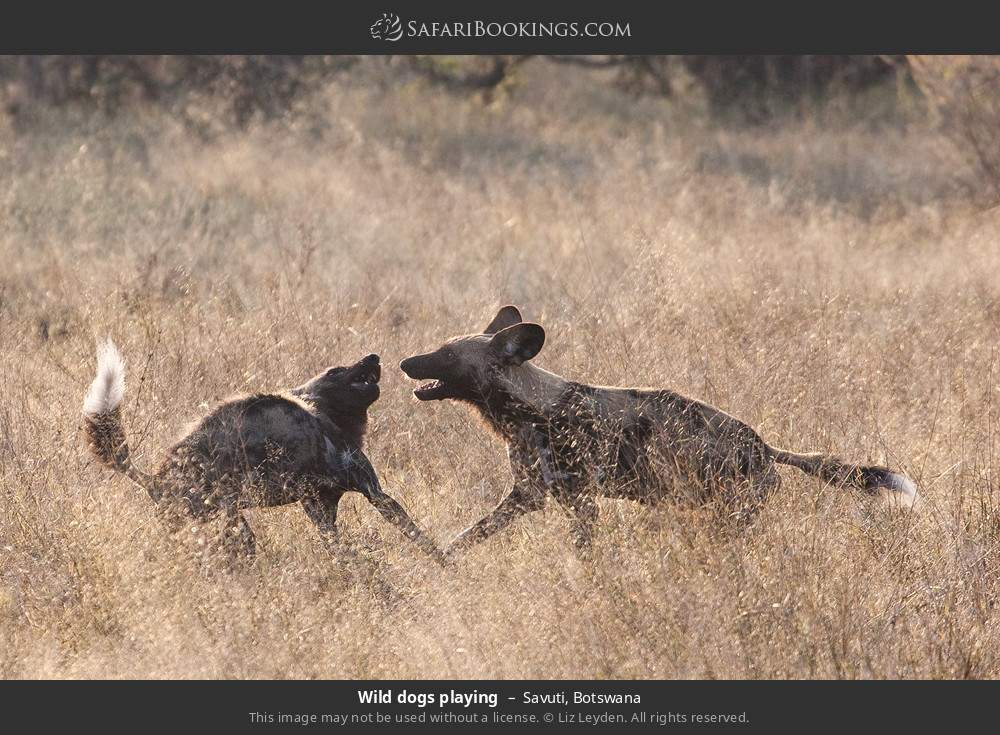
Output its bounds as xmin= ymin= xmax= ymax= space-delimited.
xmin=771 ymin=447 xmax=919 ymax=510
xmin=82 ymin=339 xmax=161 ymax=502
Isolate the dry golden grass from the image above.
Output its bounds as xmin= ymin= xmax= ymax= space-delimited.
xmin=2 ymin=59 xmax=1000 ymax=679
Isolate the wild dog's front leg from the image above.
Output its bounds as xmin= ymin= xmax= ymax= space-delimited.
xmin=345 ymin=452 xmax=446 ymax=565
xmin=519 ymin=426 xmax=571 ymax=489
xmin=525 ymin=428 xmax=597 ymax=549
xmin=445 ymin=429 xmax=567 ymax=556
xmin=301 ymin=489 xmax=381 ymax=577
xmin=300 ymin=486 xmax=398 ymax=603
xmin=295 ymin=466 xmax=412 ymax=575
xmin=446 ymin=479 xmax=547 ymax=556
xmin=300 ymin=489 xmax=345 ymax=549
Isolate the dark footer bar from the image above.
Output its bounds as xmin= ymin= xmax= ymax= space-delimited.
xmin=2 ymin=680 xmax=994 ymax=732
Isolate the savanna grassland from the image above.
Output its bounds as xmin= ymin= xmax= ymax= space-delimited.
xmin=3 ymin=57 xmax=1000 ymax=679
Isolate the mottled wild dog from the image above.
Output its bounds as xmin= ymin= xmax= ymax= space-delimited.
xmin=83 ymin=339 xmax=443 ymax=564
xmin=400 ymin=306 xmax=919 ymax=555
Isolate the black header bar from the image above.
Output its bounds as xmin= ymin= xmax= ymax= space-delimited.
xmin=1 ymin=3 xmax=997 ymax=54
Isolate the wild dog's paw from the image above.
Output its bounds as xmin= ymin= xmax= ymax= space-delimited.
xmin=442 ymin=533 xmax=471 ymax=562
xmin=437 ymin=547 xmax=459 ymax=567
xmin=431 ymin=544 xmax=450 ymax=566
xmin=411 ymin=532 xmax=448 ymax=566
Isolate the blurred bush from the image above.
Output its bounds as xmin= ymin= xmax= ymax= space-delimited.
xmin=0 ymin=55 xmax=357 ymax=137
xmin=677 ymin=55 xmax=904 ymax=122
xmin=908 ymin=56 xmax=1000 ymax=203
xmin=404 ymin=55 xmax=908 ymax=120
xmin=1 ymin=55 xmax=913 ymax=127
xmin=0 ymin=50 xmax=927 ymax=187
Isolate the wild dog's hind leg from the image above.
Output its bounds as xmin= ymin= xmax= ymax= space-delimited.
xmin=727 ymin=465 xmax=780 ymax=527
xmin=553 ymin=493 xmax=598 ymax=550
xmin=221 ymin=506 xmax=256 ymax=559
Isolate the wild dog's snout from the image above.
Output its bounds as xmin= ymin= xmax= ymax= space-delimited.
xmin=399 ymin=354 xmax=429 ymax=379
xmin=399 ymin=353 xmax=450 ymax=401
xmin=352 ymin=354 xmax=381 ymax=390
xmin=352 ymin=354 xmax=380 ymax=381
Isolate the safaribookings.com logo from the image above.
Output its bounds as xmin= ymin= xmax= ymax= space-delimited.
xmin=370 ymin=13 xmax=404 ymax=41
xmin=370 ymin=13 xmax=631 ymax=42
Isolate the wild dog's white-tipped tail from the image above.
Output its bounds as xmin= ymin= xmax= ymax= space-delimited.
xmin=81 ymin=339 xmax=160 ymax=502
xmin=880 ymin=472 xmax=921 ymax=511
xmin=772 ymin=447 xmax=920 ymax=512
xmin=83 ymin=338 xmax=125 ymax=417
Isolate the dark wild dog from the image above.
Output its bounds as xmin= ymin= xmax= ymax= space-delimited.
xmin=400 ymin=306 xmax=919 ymax=556
xmin=83 ymin=339 xmax=443 ymax=563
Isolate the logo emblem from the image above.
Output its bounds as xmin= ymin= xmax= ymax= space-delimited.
xmin=370 ymin=13 xmax=403 ymax=41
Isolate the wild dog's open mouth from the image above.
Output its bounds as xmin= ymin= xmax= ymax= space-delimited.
xmin=399 ymin=355 xmax=449 ymax=400
xmin=350 ymin=363 xmax=381 ymax=390
xmin=413 ymin=380 xmax=446 ymax=400
xmin=349 ymin=355 xmax=381 ymax=392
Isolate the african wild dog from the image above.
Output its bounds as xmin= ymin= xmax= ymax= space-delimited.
xmin=400 ymin=306 xmax=919 ymax=556
xmin=83 ymin=339 xmax=443 ymax=564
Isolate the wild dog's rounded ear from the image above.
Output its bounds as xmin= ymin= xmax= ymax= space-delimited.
xmin=484 ymin=305 xmax=523 ymax=335
xmin=490 ymin=323 xmax=545 ymax=365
